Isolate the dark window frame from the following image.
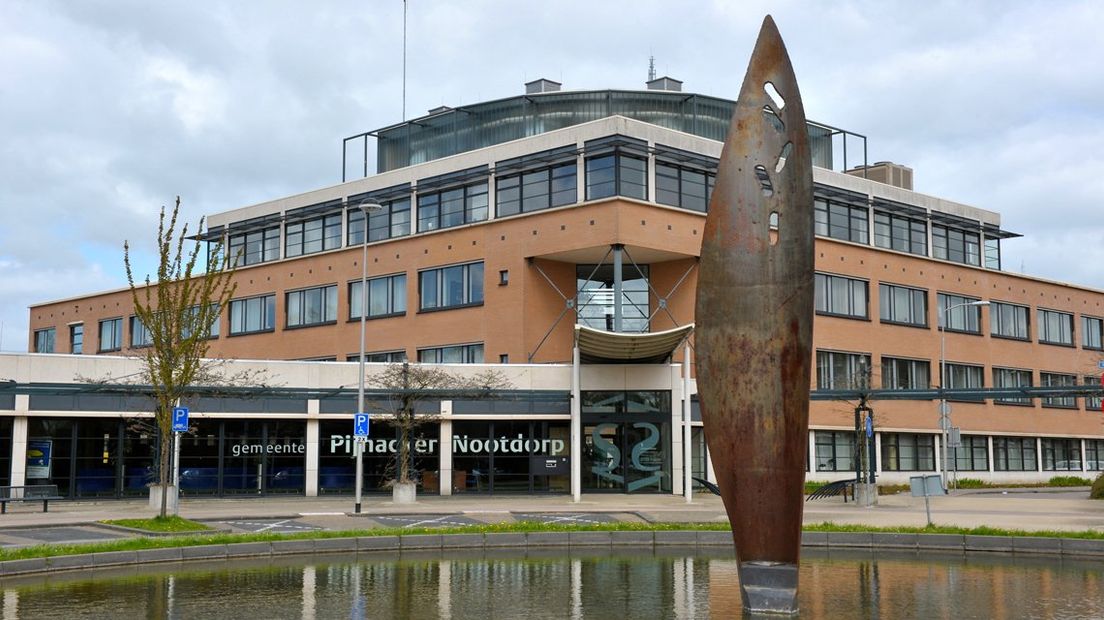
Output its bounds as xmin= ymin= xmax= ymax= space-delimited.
xmin=1040 ymin=372 xmax=1077 ymax=409
xmin=348 ymin=197 xmax=412 ymax=245
xmin=69 ymin=324 xmax=83 ymax=354
xmin=285 ymin=284 xmax=338 ymax=329
xmin=878 ymin=283 xmax=928 ymax=327
xmin=932 ymin=224 xmax=981 ymax=266
xmin=585 ymin=152 xmax=647 ymax=201
xmin=417 ymin=343 xmax=484 ymax=364
xmin=419 ymin=262 xmax=484 ymax=312
xmin=873 ymin=210 xmax=926 ymax=255
xmin=993 ymin=367 xmax=1033 ymax=405
xmin=936 ymin=292 xmax=983 ymax=334
xmin=33 ymin=328 xmax=56 ymax=353
xmin=815 ymin=198 xmax=869 ymax=245
xmin=228 ymin=226 xmax=280 ymax=267
xmin=952 ymin=435 xmax=989 ymax=472
xmin=496 ymin=161 xmax=577 ymax=217
xmin=349 ymin=273 xmax=407 ymax=320
xmin=285 ymin=212 xmax=342 ymax=258
xmin=990 ymin=301 xmax=1030 ymax=341
xmin=416 ymin=181 xmax=489 ymax=233
xmin=129 ymin=315 xmax=152 ymax=348
xmin=994 ymin=437 xmax=1038 ymax=472
xmin=880 ymin=433 xmax=936 ymax=472
xmin=815 ymin=273 xmax=869 ymax=319
xmin=97 ymin=318 xmax=123 ymax=352
xmin=1038 ymin=308 xmax=1074 ymax=347
xmin=654 ymin=160 xmax=714 ymax=212
xmin=1042 ymin=438 xmax=1082 ymax=471
xmin=816 ymin=350 xmax=872 ymax=390
xmin=880 ymin=356 xmax=930 ymax=390
xmin=228 ymin=293 xmax=276 ymax=336
xmin=1082 ymin=315 xmax=1104 ymax=351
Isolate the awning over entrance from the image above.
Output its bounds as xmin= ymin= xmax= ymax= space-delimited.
xmin=574 ymin=324 xmax=694 ymax=364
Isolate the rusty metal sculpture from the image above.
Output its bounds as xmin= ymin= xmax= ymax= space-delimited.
xmin=694 ymin=15 xmax=814 ymax=615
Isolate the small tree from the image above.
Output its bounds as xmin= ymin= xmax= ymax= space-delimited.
xmin=124 ymin=197 xmax=238 ymax=518
xmin=368 ymin=362 xmax=510 ymax=487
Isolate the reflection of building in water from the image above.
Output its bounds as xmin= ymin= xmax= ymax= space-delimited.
xmin=18 ymin=78 xmax=1104 ymax=501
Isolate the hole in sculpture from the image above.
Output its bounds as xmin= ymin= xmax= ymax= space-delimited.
xmin=754 ymin=165 xmax=773 ymax=197
xmin=764 ymin=82 xmax=785 ymax=109
xmin=775 ymin=142 xmax=793 ymax=174
xmin=769 ymin=211 xmax=779 ymax=246
xmin=763 ymin=106 xmax=785 ymax=133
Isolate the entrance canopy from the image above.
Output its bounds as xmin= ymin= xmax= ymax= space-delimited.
xmin=574 ymin=324 xmax=694 ymax=364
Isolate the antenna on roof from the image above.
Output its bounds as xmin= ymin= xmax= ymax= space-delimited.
xmin=648 ymin=55 xmax=656 ymax=82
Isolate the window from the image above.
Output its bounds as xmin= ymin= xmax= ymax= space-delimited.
xmin=1042 ymin=438 xmax=1082 ymax=471
xmin=932 ymin=224 xmax=981 ymax=266
xmin=1083 ymin=316 xmax=1103 ymax=350
xmin=182 ymin=304 xmax=220 ymax=340
xmin=130 ymin=316 xmax=152 ymax=348
xmin=229 ymin=294 xmax=276 ymax=335
xmin=285 ymin=285 xmax=337 ymax=328
xmin=70 ymin=324 xmax=83 ymax=354
xmin=1086 ymin=440 xmax=1104 ymax=471
xmin=814 ymin=431 xmax=855 ymax=472
xmin=417 ymin=182 xmax=488 ymax=232
xmin=1085 ymin=377 xmax=1103 ymax=412
xmin=983 ymin=237 xmax=1001 ymax=269
xmin=815 ymin=273 xmax=868 ymax=319
xmin=952 ymin=435 xmax=989 ymax=472
xmin=815 ymin=198 xmax=868 ymax=244
xmin=990 ymin=302 xmax=1029 ymax=340
xmin=873 ymin=211 xmax=926 ymax=255
xmin=878 ymin=284 xmax=927 ymax=327
xmin=880 ymin=433 xmax=935 ymax=471
xmin=577 ymin=264 xmax=650 ymax=333
xmin=348 ymin=197 xmax=412 ymax=244
xmin=418 ymin=343 xmax=484 ymax=364
xmin=655 ymin=161 xmax=714 ymax=212
xmin=1040 ymin=372 xmax=1077 ymax=408
xmin=497 ymin=162 xmax=577 ymax=216
xmin=285 ymin=212 xmax=342 ymax=257
xmin=419 ymin=262 xmax=484 ymax=311
xmin=1038 ymin=309 xmax=1074 ymax=346
xmin=942 ymin=362 xmax=984 ymax=401
xmin=98 ymin=318 xmax=123 ymax=352
xmin=881 ymin=357 xmax=930 ymax=390
xmin=33 ymin=328 xmax=55 ymax=353
xmin=228 ymin=226 xmax=280 ymax=266
xmin=585 ymin=153 xmax=647 ymax=201
xmin=993 ymin=368 xmax=1032 ymax=405
xmin=350 ymin=274 xmax=407 ymax=319
xmin=936 ymin=293 xmax=983 ymax=334
xmin=348 ymin=350 xmax=407 ymax=363
xmin=816 ymin=350 xmax=871 ymax=390
xmin=994 ymin=437 xmax=1038 ymax=471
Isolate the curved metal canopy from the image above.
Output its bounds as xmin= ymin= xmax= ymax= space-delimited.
xmin=574 ymin=324 xmax=694 ymax=364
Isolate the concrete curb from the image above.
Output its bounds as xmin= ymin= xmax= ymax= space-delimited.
xmin=1 ymin=531 xmax=1100 ymax=577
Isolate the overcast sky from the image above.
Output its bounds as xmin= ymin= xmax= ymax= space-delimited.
xmin=3 ymin=0 xmax=1103 ymax=351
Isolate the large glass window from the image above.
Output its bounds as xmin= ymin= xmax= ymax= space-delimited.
xmin=581 ymin=391 xmax=671 ymax=494
xmin=994 ymin=437 xmax=1038 ymax=471
xmin=98 ymin=318 xmax=123 ymax=352
xmin=1042 ymin=438 xmax=1082 ymax=471
xmin=990 ymin=302 xmax=1029 ymax=340
xmin=419 ymin=262 xmax=484 ymax=311
xmin=576 ymin=264 xmax=650 ymax=333
xmin=815 ymin=199 xmax=868 ymax=244
xmin=228 ymin=226 xmax=280 ymax=266
xmin=451 ymin=420 xmax=571 ymax=494
xmin=993 ymin=367 xmax=1032 ymax=405
xmin=878 ymin=283 xmax=927 ymax=327
xmin=952 ymin=435 xmax=989 ymax=472
xmin=932 ymin=224 xmax=981 ymax=266
xmin=286 ymin=285 xmax=337 ymax=328
xmin=815 ymin=273 xmax=868 ymax=319
xmin=70 ymin=324 xmax=83 ymax=354
xmin=350 ymin=274 xmax=407 ymax=319
xmin=873 ymin=211 xmax=926 ymax=255
xmin=942 ymin=362 xmax=985 ymax=401
xmin=285 ymin=212 xmax=342 ymax=258
xmin=655 ymin=161 xmax=713 ymax=212
xmin=417 ymin=182 xmax=488 ymax=232
xmin=984 ymin=237 xmax=1001 ymax=269
xmin=881 ymin=357 xmax=930 ymax=390
xmin=417 ymin=343 xmax=484 ymax=364
xmin=348 ymin=198 xmax=412 ymax=244
xmin=1086 ymin=440 xmax=1104 ymax=471
xmin=130 ymin=316 xmax=152 ymax=348
xmin=348 ymin=350 xmax=408 ymax=363
xmin=814 ymin=431 xmax=855 ymax=472
xmin=816 ymin=350 xmax=871 ymax=390
xmin=585 ymin=153 xmax=647 ymax=201
xmin=229 ymin=294 xmax=276 ymax=335
xmin=33 ymin=328 xmax=55 ymax=353
xmin=936 ymin=293 xmax=983 ymax=334
xmin=1085 ymin=376 xmax=1103 ymax=412
xmin=881 ymin=433 xmax=935 ymax=471
xmin=1038 ymin=309 xmax=1074 ymax=346
xmin=182 ymin=303 xmax=221 ymax=340
xmin=1040 ymin=372 xmax=1077 ymax=408
xmin=1082 ymin=315 xmax=1103 ymax=350
xmin=497 ymin=162 xmax=577 ymax=216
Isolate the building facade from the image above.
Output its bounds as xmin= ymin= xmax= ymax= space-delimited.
xmin=18 ymin=82 xmax=1104 ymax=499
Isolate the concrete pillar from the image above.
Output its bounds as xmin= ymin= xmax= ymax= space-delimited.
xmin=576 ymin=151 xmax=586 ymax=203
xmin=571 ymin=344 xmax=581 ymax=502
xmin=612 ymin=244 xmax=624 ymax=332
xmin=807 ymin=430 xmax=817 ymax=475
xmin=439 ymin=417 xmax=453 ymax=497
xmin=874 ymin=433 xmax=883 ymax=474
xmin=682 ymin=342 xmax=692 ymax=503
xmin=304 ymin=418 xmax=319 ymax=497
xmin=10 ymin=414 xmax=28 ymax=487
xmin=647 ymin=151 xmax=657 ymax=204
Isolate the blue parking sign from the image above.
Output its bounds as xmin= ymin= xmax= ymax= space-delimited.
xmin=354 ymin=413 xmax=370 ymax=438
xmin=172 ymin=407 xmax=189 ymax=432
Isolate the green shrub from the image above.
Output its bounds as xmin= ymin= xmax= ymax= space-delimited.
xmin=804 ymin=481 xmax=829 ymax=494
xmin=1048 ymin=475 xmax=1092 ymax=487
xmin=1091 ymin=473 xmax=1104 ymax=500
xmin=955 ymin=478 xmax=988 ymax=489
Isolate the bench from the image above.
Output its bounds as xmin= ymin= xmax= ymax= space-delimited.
xmin=0 ymin=485 xmax=62 ymax=514
xmin=806 ymin=479 xmax=857 ymax=503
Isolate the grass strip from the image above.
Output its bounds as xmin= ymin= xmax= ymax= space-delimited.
xmin=100 ymin=516 xmax=212 ymax=533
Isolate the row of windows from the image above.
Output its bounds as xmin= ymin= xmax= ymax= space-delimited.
xmin=815 ymin=273 xmax=1104 ymax=350
xmin=814 ymin=432 xmax=1104 ymax=473
xmin=815 ymin=349 xmax=1103 ymax=410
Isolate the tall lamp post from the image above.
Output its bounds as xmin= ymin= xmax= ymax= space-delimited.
xmin=938 ymin=299 xmax=989 ymax=490
xmin=355 ymin=200 xmax=383 ymax=514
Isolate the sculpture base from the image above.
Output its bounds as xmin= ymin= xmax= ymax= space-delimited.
xmin=738 ymin=561 xmax=798 ymax=615
xmin=855 ymin=483 xmax=879 ymax=507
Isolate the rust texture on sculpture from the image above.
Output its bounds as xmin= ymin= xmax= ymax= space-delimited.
xmin=693 ymin=15 xmax=814 ymax=615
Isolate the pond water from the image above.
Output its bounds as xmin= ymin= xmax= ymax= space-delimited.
xmin=1 ymin=548 xmax=1102 ymax=619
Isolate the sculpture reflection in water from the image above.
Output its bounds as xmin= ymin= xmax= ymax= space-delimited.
xmin=694 ymin=14 xmax=815 ymax=615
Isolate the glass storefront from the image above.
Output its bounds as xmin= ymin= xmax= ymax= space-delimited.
xmin=581 ymin=391 xmax=671 ymax=493
xmin=318 ymin=420 xmax=440 ymax=495
xmin=451 ymin=420 xmax=570 ymax=494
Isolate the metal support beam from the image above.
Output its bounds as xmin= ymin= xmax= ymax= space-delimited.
xmin=612 ymin=244 xmax=623 ymax=332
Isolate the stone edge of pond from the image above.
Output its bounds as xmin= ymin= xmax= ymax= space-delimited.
xmin=1 ymin=531 xmax=1102 ymax=577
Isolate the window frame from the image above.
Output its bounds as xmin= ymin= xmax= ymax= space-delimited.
xmin=348 ymin=197 xmax=412 ymax=245
xmin=69 ymin=323 xmax=83 ymax=354
xmin=33 ymin=328 xmax=56 ymax=353
xmin=97 ymin=317 xmax=123 ymax=352
xmin=989 ymin=301 xmax=1030 ymax=341
xmin=878 ymin=283 xmax=928 ymax=328
xmin=992 ymin=367 xmax=1033 ymax=406
xmin=880 ymin=433 xmax=936 ymax=472
xmin=816 ymin=350 xmax=872 ymax=390
xmin=228 ymin=293 xmax=277 ymax=336
xmin=815 ymin=273 xmax=869 ymax=320
xmin=416 ymin=182 xmax=489 ymax=233
xmin=872 ymin=210 xmax=926 ymax=256
xmin=417 ymin=342 xmax=484 ymax=364
xmin=993 ymin=437 xmax=1038 ymax=472
xmin=1042 ymin=438 xmax=1082 ymax=471
xmin=941 ymin=362 xmax=985 ymax=402
xmin=880 ymin=356 xmax=930 ymax=390
xmin=654 ymin=160 xmax=714 ymax=213
xmin=347 ymin=350 xmax=408 ymax=363
xmin=936 ymin=292 xmax=983 ymax=334
xmin=349 ymin=273 xmax=407 ymax=320
xmin=285 ymin=212 xmax=342 ymax=258
xmin=129 ymin=315 xmax=152 ymax=348
xmin=418 ymin=262 xmax=485 ymax=312
xmin=496 ymin=161 xmax=577 ymax=217
xmin=1037 ymin=308 xmax=1074 ymax=347
xmin=228 ymin=226 xmax=280 ymax=267
xmin=285 ymin=284 xmax=338 ymax=329
xmin=585 ymin=152 xmax=648 ymax=201
xmin=1082 ymin=315 xmax=1104 ymax=351
xmin=952 ymin=435 xmax=989 ymax=472
xmin=1040 ymin=372 xmax=1077 ymax=409
xmin=813 ymin=431 xmax=856 ymax=473
xmin=932 ymin=224 xmax=981 ymax=266
xmin=815 ymin=198 xmax=869 ymax=245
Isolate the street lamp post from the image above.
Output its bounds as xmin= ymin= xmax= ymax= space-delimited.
xmin=355 ymin=200 xmax=383 ymax=514
xmin=938 ymin=299 xmax=989 ymax=490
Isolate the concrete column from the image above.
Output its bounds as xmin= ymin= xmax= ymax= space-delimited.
xmin=1036 ymin=437 xmax=1043 ymax=472
xmin=10 ymin=415 xmax=28 ymax=487
xmin=304 ymin=418 xmax=319 ymax=497
xmin=682 ymin=342 xmax=692 ymax=503
xmin=612 ymin=244 xmax=623 ymax=332
xmin=807 ymin=430 xmax=817 ymax=475
xmin=576 ymin=152 xmax=586 ymax=203
xmin=874 ymin=433 xmax=883 ymax=474
xmin=1081 ymin=439 xmax=1088 ymax=472
xmin=647 ymin=151 xmax=657 ymax=204
xmin=439 ymin=418 xmax=453 ymax=496
xmin=934 ymin=434 xmax=943 ymax=476
xmin=486 ymin=174 xmax=497 ymax=221
xmin=986 ymin=436 xmax=995 ymax=475
xmin=571 ymin=344 xmax=581 ymax=502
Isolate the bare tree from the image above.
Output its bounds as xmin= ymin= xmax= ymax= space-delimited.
xmin=124 ymin=197 xmax=238 ymax=518
xmin=367 ymin=362 xmax=510 ymax=487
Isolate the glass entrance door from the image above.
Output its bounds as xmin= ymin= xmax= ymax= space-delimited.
xmin=581 ymin=420 xmax=670 ymax=493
